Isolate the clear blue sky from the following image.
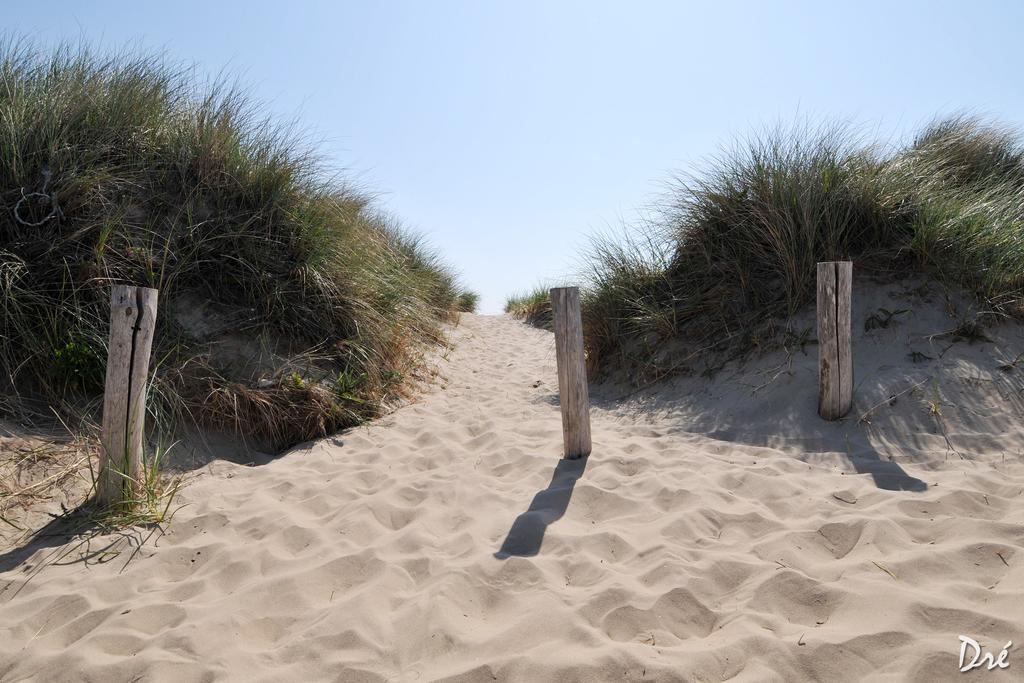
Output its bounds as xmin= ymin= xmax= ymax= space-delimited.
xmin=9 ymin=1 xmax=1024 ymax=312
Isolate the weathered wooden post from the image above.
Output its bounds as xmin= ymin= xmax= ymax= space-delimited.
xmin=817 ymin=261 xmax=852 ymax=420
xmin=550 ymin=286 xmax=592 ymax=459
xmin=99 ymin=285 xmax=158 ymax=506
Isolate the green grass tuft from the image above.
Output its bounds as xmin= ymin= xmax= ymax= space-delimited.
xmin=504 ymin=286 xmax=553 ymax=330
xmin=456 ymin=290 xmax=479 ymax=313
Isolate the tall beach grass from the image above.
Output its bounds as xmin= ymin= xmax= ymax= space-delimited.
xmin=522 ymin=116 xmax=1024 ymax=382
xmin=0 ymin=39 xmax=475 ymax=452
xmin=504 ymin=285 xmax=554 ymax=330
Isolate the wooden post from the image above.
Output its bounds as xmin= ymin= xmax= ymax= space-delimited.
xmin=99 ymin=285 xmax=159 ymax=505
xmin=817 ymin=261 xmax=852 ymax=420
xmin=550 ymin=287 xmax=591 ymax=459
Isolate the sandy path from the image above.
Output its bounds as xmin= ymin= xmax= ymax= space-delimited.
xmin=1 ymin=313 xmax=1022 ymax=681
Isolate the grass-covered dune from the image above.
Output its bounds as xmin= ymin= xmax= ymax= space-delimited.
xmin=504 ymin=285 xmax=553 ymax=330
xmin=0 ymin=41 xmax=475 ymax=450
xmin=513 ymin=117 xmax=1024 ymax=382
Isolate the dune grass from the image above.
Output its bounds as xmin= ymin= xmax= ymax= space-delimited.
xmin=504 ymin=285 xmax=554 ymax=330
xmin=0 ymin=39 xmax=474 ymax=459
xmin=456 ymin=290 xmax=479 ymax=313
xmin=525 ymin=116 xmax=1024 ymax=382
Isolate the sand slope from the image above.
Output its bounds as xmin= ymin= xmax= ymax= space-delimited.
xmin=1 ymin=299 xmax=1023 ymax=681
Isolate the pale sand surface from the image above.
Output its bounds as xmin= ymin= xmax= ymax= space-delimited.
xmin=1 ymin=287 xmax=1023 ymax=681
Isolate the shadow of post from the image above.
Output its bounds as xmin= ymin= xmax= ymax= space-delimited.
xmin=495 ymin=456 xmax=588 ymax=559
xmin=849 ymin=456 xmax=928 ymax=492
xmin=0 ymin=507 xmax=160 ymax=601
xmin=589 ymin=382 xmax=930 ymax=494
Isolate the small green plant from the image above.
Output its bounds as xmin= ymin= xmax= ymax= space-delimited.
xmin=336 ymin=369 xmax=367 ymax=403
xmin=132 ymin=444 xmax=185 ymax=524
xmin=52 ymin=339 xmax=103 ymax=394
xmin=77 ymin=441 xmax=185 ymax=529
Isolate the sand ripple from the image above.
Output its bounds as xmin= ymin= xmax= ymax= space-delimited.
xmin=1 ymin=312 xmax=1023 ymax=681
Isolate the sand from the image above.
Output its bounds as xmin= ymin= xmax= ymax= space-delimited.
xmin=1 ymin=282 xmax=1023 ymax=681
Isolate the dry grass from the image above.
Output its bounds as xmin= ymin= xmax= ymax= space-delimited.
xmin=0 ymin=422 xmax=183 ymax=546
xmin=0 ymin=431 xmax=92 ymax=534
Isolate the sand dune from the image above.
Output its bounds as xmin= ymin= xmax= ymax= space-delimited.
xmin=1 ymin=292 xmax=1023 ymax=681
